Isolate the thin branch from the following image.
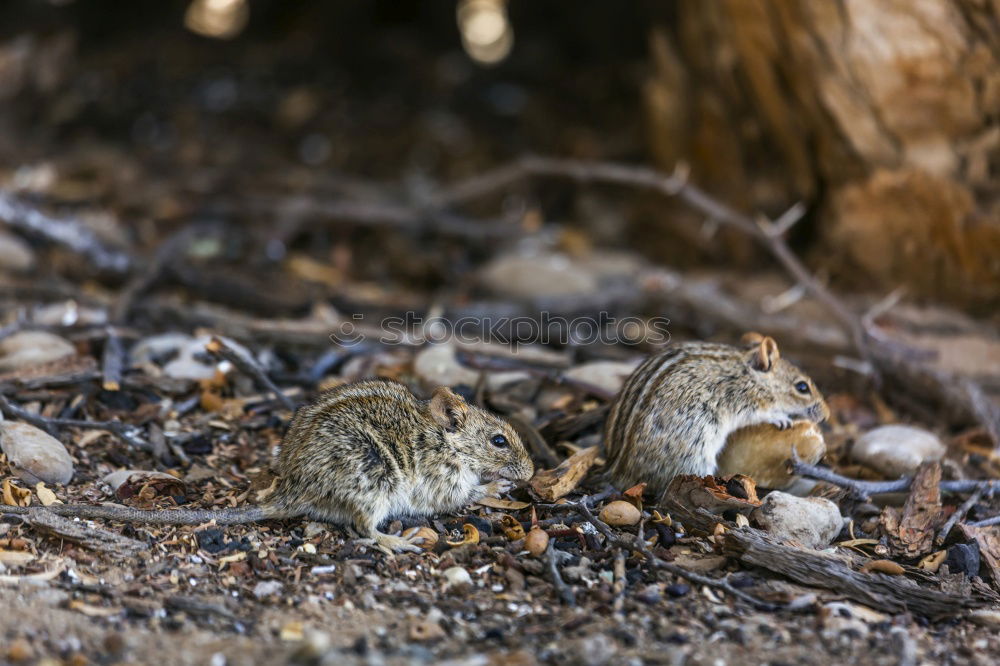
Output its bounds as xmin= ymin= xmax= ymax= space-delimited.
xmin=937 ymin=487 xmax=985 ymax=545
xmin=791 ymin=459 xmax=1000 ymax=500
xmin=0 ymin=190 xmax=132 ymax=275
xmin=0 ymin=393 xmax=152 ymax=452
xmin=968 ymin=515 xmax=1000 ymax=529
xmin=205 ymin=336 xmax=297 ymax=411
xmin=545 ymin=539 xmax=576 ymax=606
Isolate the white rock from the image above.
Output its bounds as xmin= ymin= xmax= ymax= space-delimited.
xmin=564 ymin=360 xmax=641 ymax=395
xmin=751 ymin=491 xmax=843 ymax=549
xmin=130 ymin=333 xmax=254 ymax=381
xmin=441 ymin=566 xmax=472 ymax=589
xmin=480 ymin=252 xmax=598 ymax=300
xmin=162 ymin=356 xmax=217 ymax=381
xmin=851 ymin=425 xmax=946 ymax=478
xmin=102 ymin=470 xmax=179 ymax=491
xmin=0 ymin=230 xmax=35 ymax=273
xmin=414 ymin=342 xmax=525 ymax=390
xmin=0 ymin=421 xmax=74 ymax=485
xmin=129 ymin=333 xmax=196 ymax=366
xmin=414 ymin=343 xmax=479 ymax=387
xmin=252 ymin=580 xmax=284 ymax=599
xmin=0 ymin=331 xmax=75 ymax=372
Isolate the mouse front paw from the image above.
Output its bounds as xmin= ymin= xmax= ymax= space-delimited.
xmin=771 ymin=416 xmax=793 ymax=431
xmin=362 ymin=532 xmax=424 ymax=556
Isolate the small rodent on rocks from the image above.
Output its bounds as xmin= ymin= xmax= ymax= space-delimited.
xmin=604 ymin=333 xmax=830 ymax=498
xmin=0 ymin=378 xmax=534 ymax=554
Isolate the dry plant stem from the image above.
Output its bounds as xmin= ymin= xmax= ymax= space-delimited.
xmin=546 ymin=539 xmax=576 ymax=606
xmin=968 ymin=516 xmax=1000 ymax=528
xmin=791 ymin=460 xmax=1000 ymax=500
xmin=0 ymin=393 xmax=152 ymax=452
xmin=571 ymin=500 xmax=781 ymax=611
xmin=207 ymin=336 xmax=297 ymax=411
xmin=937 ymin=487 xmax=985 ymax=545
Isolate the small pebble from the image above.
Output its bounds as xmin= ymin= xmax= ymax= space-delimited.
xmin=666 ymin=583 xmax=690 ymax=598
xmin=442 ymin=566 xmax=472 ymax=589
xmin=0 ymin=331 xmax=75 ymax=372
xmin=751 ymin=491 xmax=842 ymax=549
xmin=0 ymin=230 xmax=35 ymax=273
xmin=563 ymin=360 xmax=640 ymax=395
xmin=0 ymin=421 xmax=74 ymax=485
xmin=851 ymin=425 xmax=945 ymax=478
xmin=636 ymin=584 xmax=662 ymax=604
xmin=252 ymin=580 xmax=284 ymax=599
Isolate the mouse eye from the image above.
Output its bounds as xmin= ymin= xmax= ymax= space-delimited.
xmin=490 ymin=434 xmax=509 ymax=448
xmin=794 ymin=380 xmax=810 ymax=395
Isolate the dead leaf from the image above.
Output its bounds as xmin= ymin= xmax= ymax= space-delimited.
xmin=477 ymin=497 xmax=530 ymax=510
xmin=962 ymin=524 xmax=1000 ymax=589
xmin=34 ymin=482 xmax=60 ymax=506
xmin=879 ymin=462 xmax=944 ymax=559
xmin=115 ymin=473 xmax=186 ymax=503
xmin=663 ymin=474 xmax=761 ymax=516
xmin=529 ymin=446 xmax=599 ymax=501
xmin=499 ymin=515 xmax=525 ymax=541
xmin=445 ymin=524 xmax=479 ymax=547
xmin=2 ymin=478 xmax=30 ymax=507
xmin=622 ymin=483 xmax=646 ymax=511
xmin=860 ymin=559 xmax=905 ymax=575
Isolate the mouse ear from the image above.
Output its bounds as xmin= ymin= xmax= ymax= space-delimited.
xmin=740 ymin=331 xmax=766 ymax=347
xmin=748 ymin=335 xmax=781 ymax=372
xmin=430 ymin=387 xmax=469 ymax=432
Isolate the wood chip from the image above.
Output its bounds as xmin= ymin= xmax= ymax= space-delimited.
xmin=528 ymin=445 xmax=599 ymax=501
xmin=879 ymin=461 xmax=944 ymax=559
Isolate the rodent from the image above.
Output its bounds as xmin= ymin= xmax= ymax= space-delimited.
xmin=603 ymin=333 xmax=829 ymax=497
xmin=0 ymin=378 xmax=534 ymax=553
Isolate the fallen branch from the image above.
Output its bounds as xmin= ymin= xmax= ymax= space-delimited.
xmin=790 ymin=459 xmax=1000 ymax=501
xmin=206 ymin=336 xmax=297 ymax=411
xmin=0 ymin=190 xmax=132 ymax=275
xmin=0 ymin=393 xmax=152 ymax=453
xmin=723 ymin=525 xmax=985 ymax=618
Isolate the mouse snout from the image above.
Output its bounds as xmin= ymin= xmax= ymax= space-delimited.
xmin=503 ymin=456 xmax=534 ymax=483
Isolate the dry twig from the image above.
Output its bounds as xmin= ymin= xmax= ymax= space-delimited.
xmin=0 ymin=393 xmax=152 ymax=453
xmin=0 ymin=190 xmax=132 ymax=274
xmin=206 ymin=336 xmax=297 ymax=411
xmin=569 ymin=499 xmax=782 ymax=611
xmin=790 ymin=459 xmax=1000 ymax=500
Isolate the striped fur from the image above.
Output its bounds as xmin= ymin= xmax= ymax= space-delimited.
xmin=604 ymin=340 xmax=828 ymax=497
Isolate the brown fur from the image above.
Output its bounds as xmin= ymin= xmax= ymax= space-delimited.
xmin=1 ymin=378 xmax=533 ymax=553
xmin=604 ymin=336 xmax=829 ymax=497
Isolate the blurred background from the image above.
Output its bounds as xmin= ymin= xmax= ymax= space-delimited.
xmin=0 ymin=0 xmax=997 ymax=398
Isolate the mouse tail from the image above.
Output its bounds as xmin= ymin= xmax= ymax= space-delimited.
xmin=0 ymin=503 xmax=273 ymax=525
